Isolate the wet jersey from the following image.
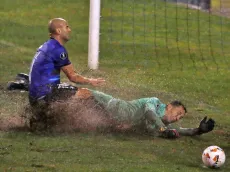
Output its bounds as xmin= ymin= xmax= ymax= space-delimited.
xmin=90 ymin=90 xmax=167 ymax=130
xmin=29 ymin=38 xmax=71 ymax=99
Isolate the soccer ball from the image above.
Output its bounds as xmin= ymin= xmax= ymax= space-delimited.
xmin=202 ymin=146 xmax=226 ymax=168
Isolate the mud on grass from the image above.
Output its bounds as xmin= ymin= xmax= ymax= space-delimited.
xmin=0 ymin=84 xmax=28 ymax=131
xmin=0 ymin=85 xmax=134 ymax=134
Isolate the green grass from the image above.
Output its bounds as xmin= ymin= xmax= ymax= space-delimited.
xmin=1 ymin=131 xmax=228 ymax=172
xmin=212 ymin=0 xmax=230 ymax=10
xmin=0 ymin=0 xmax=230 ymax=171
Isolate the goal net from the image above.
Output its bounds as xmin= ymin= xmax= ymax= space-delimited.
xmin=99 ymin=0 xmax=230 ymax=71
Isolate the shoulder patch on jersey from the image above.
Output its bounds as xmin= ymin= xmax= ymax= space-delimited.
xmin=60 ymin=52 xmax=68 ymax=60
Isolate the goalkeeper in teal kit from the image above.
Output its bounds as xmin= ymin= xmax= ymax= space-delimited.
xmin=77 ymin=88 xmax=215 ymax=139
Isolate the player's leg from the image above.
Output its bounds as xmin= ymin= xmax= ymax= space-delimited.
xmin=75 ymin=88 xmax=93 ymax=99
xmin=28 ymin=95 xmax=50 ymax=131
xmin=48 ymin=83 xmax=78 ymax=101
xmin=28 ymin=83 xmax=78 ymax=131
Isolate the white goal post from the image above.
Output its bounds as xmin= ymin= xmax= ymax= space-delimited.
xmin=88 ymin=0 xmax=101 ymax=70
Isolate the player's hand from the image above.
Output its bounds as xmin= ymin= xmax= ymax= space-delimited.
xmin=89 ymin=78 xmax=105 ymax=86
xmin=198 ymin=116 xmax=215 ymax=134
xmin=162 ymin=129 xmax=180 ymax=139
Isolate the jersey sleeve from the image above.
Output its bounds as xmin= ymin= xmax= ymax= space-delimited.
xmin=53 ymin=48 xmax=71 ymax=68
xmin=166 ymin=124 xmax=199 ymax=136
xmin=144 ymin=103 xmax=166 ymax=133
xmin=144 ymin=110 xmax=166 ymax=132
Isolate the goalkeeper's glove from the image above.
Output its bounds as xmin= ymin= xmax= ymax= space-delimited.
xmin=161 ymin=129 xmax=180 ymax=139
xmin=198 ymin=116 xmax=215 ymax=135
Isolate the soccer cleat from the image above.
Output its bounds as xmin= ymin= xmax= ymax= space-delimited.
xmin=7 ymin=73 xmax=29 ymax=91
xmin=15 ymin=73 xmax=29 ymax=82
xmin=7 ymin=80 xmax=28 ymax=91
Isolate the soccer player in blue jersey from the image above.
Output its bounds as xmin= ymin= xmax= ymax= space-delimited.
xmin=29 ymin=18 xmax=105 ymax=105
xmin=76 ymin=88 xmax=215 ymax=139
xmin=28 ymin=18 xmax=105 ymax=130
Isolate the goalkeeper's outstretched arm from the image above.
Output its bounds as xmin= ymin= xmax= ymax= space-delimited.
xmin=145 ymin=110 xmax=215 ymax=138
xmin=177 ymin=127 xmax=200 ymax=136
xmin=177 ymin=116 xmax=215 ymax=136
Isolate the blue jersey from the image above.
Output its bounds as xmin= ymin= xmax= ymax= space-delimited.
xmin=29 ymin=38 xmax=71 ymax=99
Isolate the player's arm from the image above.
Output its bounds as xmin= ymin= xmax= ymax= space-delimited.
xmin=61 ymin=64 xmax=105 ymax=86
xmin=176 ymin=127 xmax=199 ymax=136
xmin=175 ymin=116 xmax=215 ymax=136
xmin=144 ymin=110 xmax=166 ymax=132
xmin=143 ymin=100 xmax=180 ymax=139
xmin=144 ymin=110 xmax=179 ymax=139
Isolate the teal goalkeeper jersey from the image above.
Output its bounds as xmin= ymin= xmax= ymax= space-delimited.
xmin=90 ymin=90 xmax=167 ymax=130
